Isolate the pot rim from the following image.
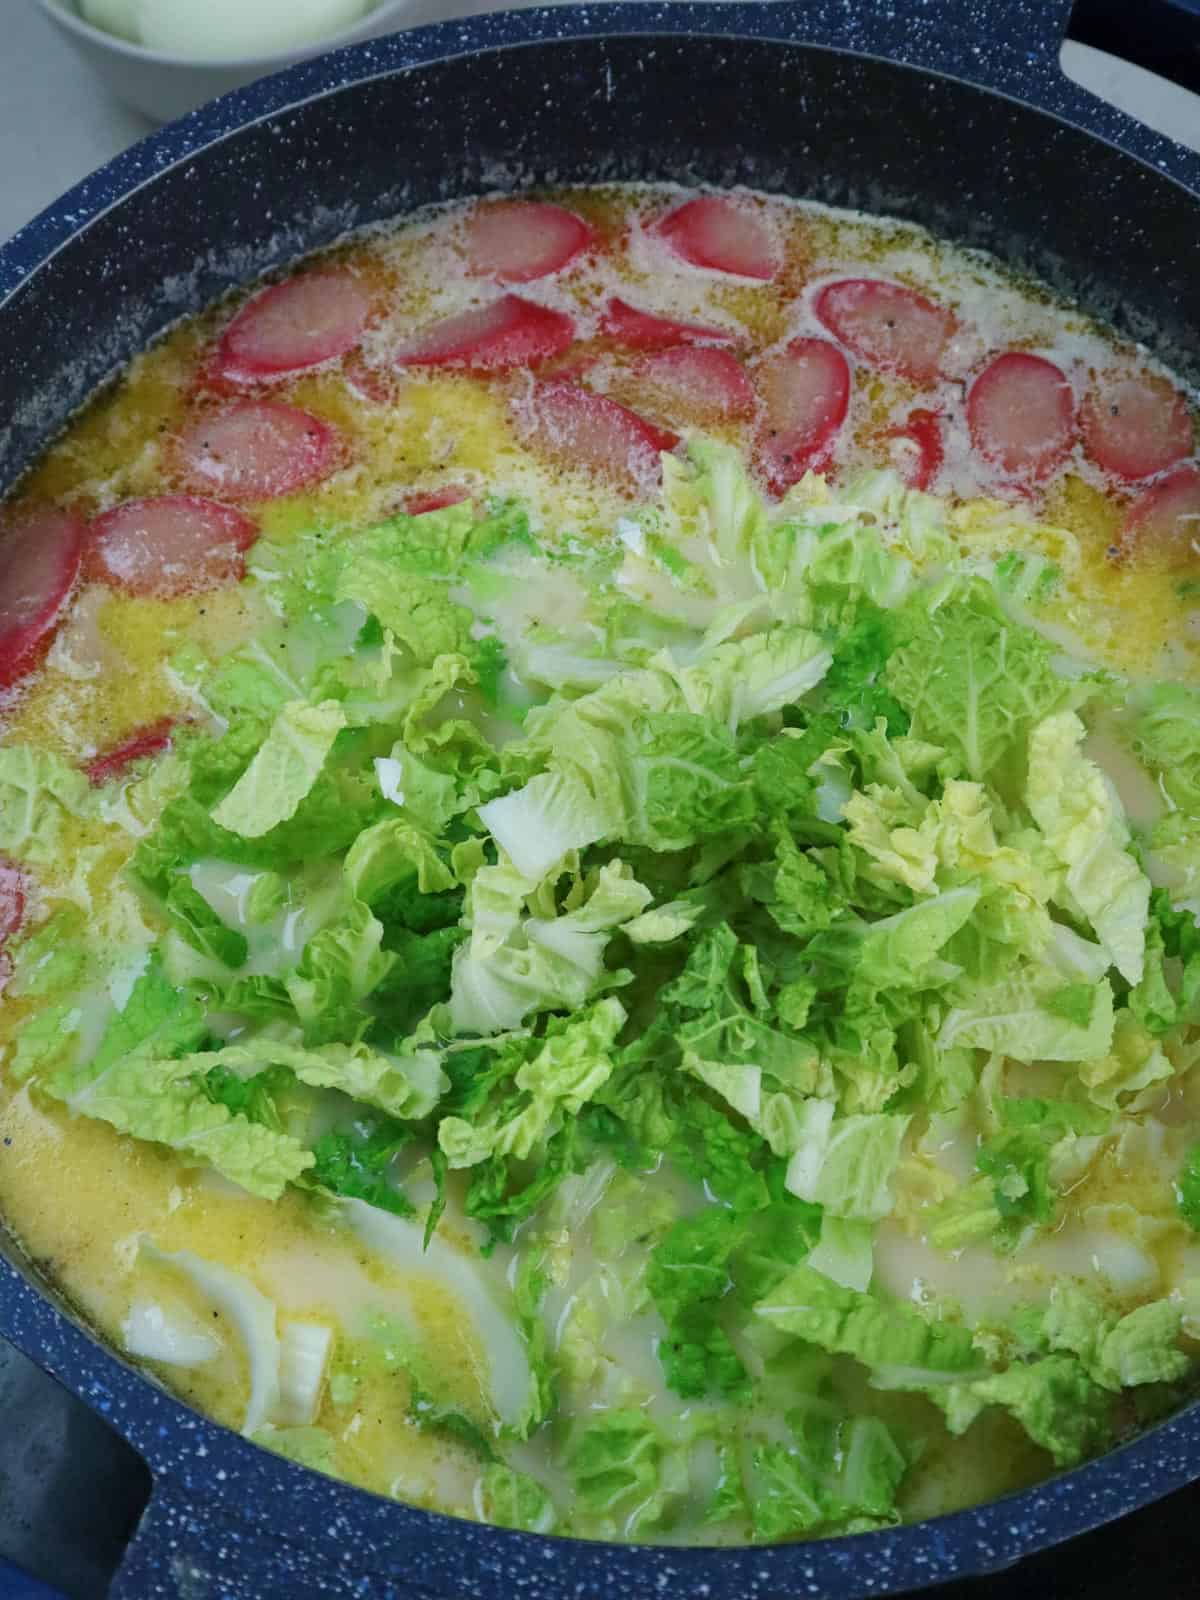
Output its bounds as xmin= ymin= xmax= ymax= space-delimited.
xmin=2 ymin=9 xmax=1199 ymax=1594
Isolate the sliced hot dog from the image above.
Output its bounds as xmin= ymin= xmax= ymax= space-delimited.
xmin=0 ymin=860 xmax=27 ymax=945
xmin=1118 ymin=463 xmax=1200 ymax=565
xmin=395 ymin=294 xmax=575 ymax=372
xmin=403 ymin=486 xmax=471 ymax=516
xmin=814 ymin=279 xmax=956 ymax=387
xmin=464 ymin=200 xmax=592 ymax=283
xmin=213 ymin=270 xmax=372 ymax=385
xmin=88 ymin=496 xmax=258 ymax=597
xmin=0 ymin=508 xmax=84 ymax=690
xmin=658 ymin=197 xmax=778 ymax=281
xmin=173 ymin=402 xmax=340 ymax=501
xmin=515 ymin=379 xmax=679 ymax=487
xmin=1081 ymin=369 xmax=1194 ymax=481
xmin=966 ymin=353 xmax=1076 ymax=482
xmin=634 ymin=347 xmax=755 ymax=424
xmin=883 ymin=408 xmax=944 ymax=492
xmin=0 ymin=857 xmax=25 ymax=992
xmin=86 ymin=717 xmax=176 ymax=785
xmin=601 ymin=297 xmax=737 ymax=350
xmin=754 ymin=338 xmax=851 ymax=495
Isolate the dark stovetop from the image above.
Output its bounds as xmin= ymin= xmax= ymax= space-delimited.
xmin=1 ymin=1336 xmax=1199 ymax=1600
xmin=0 ymin=1342 xmax=148 ymax=1598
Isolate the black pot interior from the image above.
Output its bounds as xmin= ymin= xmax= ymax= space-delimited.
xmin=2 ymin=31 xmax=1199 ymax=498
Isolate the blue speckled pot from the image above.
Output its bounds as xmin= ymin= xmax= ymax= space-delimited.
xmin=1 ymin=4 xmax=1199 ymax=1594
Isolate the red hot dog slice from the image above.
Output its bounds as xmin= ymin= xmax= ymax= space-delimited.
xmin=814 ymin=279 xmax=956 ymax=387
xmin=601 ymin=297 xmax=737 ymax=350
xmin=658 ymin=197 xmax=779 ymax=281
xmin=884 ymin=408 xmax=944 ymax=492
xmin=755 ymin=338 xmax=851 ymax=495
xmin=173 ymin=402 xmax=340 ymax=501
xmin=0 ymin=858 xmax=28 ymax=992
xmin=635 ymin=347 xmax=756 ymax=424
xmin=1119 ymin=463 xmax=1200 ymax=565
xmin=88 ymin=497 xmax=259 ymax=597
xmin=86 ymin=717 xmax=176 ymax=786
xmin=0 ymin=860 xmax=27 ymax=944
xmin=395 ymin=295 xmax=575 ymax=372
xmin=1081 ymin=369 xmax=1194 ymax=481
xmin=214 ymin=270 xmax=372 ymax=384
xmin=0 ymin=508 xmax=84 ymax=690
xmin=967 ymin=353 xmax=1076 ymax=482
xmin=516 ymin=379 xmax=679 ymax=487
xmin=403 ymin=486 xmax=471 ymax=516
xmin=464 ymin=201 xmax=592 ymax=284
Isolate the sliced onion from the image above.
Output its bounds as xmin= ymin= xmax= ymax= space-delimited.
xmin=141 ymin=1240 xmax=281 ymax=1434
xmin=122 ymin=1298 xmax=220 ymax=1367
xmin=276 ymin=1319 xmax=334 ymax=1426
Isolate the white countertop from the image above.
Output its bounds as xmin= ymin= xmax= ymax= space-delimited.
xmin=2 ymin=4 xmax=1199 ymax=246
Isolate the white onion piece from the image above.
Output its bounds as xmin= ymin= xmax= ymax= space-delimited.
xmin=276 ymin=1320 xmax=334 ymax=1426
xmin=141 ymin=1241 xmax=281 ymax=1434
xmin=122 ymin=1299 xmax=220 ymax=1367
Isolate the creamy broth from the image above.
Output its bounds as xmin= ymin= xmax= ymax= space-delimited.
xmin=1 ymin=184 xmax=1198 ymax=1545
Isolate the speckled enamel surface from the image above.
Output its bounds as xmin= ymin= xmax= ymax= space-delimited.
xmin=6 ymin=1220 xmax=1200 ymax=1600
xmin=1 ymin=4 xmax=1199 ymax=1595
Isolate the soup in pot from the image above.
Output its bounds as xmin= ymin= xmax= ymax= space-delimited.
xmin=1 ymin=185 xmax=1199 ymax=1544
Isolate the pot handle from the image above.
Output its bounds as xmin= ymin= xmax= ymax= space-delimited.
xmin=1069 ymin=0 xmax=1200 ymax=99
xmin=681 ymin=0 xmax=1200 ymax=195
xmin=108 ymin=1474 xmax=295 ymax=1600
xmin=107 ymin=1472 xmax=437 ymax=1600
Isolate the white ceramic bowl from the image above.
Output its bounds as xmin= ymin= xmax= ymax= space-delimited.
xmin=34 ymin=0 xmax=509 ymax=122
